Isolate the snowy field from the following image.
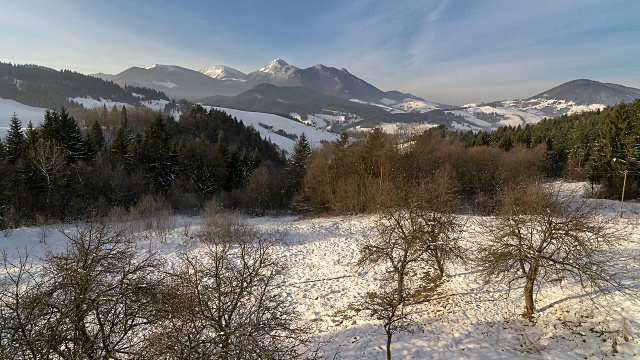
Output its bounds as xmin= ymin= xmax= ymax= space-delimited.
xmin=1 ymin=186 xmax=639 ymax=359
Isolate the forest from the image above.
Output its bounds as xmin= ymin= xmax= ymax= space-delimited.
xmin=0 ymin=99 xmax=639 ymax=228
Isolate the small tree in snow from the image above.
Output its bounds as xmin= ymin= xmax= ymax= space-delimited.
xmin=358 ymin=171 xmax=465 ymax=359
xmin=476 ymin=184 xmax=627 ymax=319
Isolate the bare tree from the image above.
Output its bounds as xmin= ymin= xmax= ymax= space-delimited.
xmin=476 ymin=183 xmax=628 ymax=319
xmin=357 ymin=172 xmax=464 ymax=359
xmin=148 ymin=216 xmax=308 ymax=359
xmin=0 ymin=219 xmax=162 ymax=359
xmin=29 ymin=139 xmax=67 ymax=207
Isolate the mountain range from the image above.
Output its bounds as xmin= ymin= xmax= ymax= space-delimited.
xmin=92 ymin=58 xmax=640 ymax=133
xmin=1 ymin=59 xmax=639 ymax=139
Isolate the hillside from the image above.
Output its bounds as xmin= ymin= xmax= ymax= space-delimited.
xmin=530 ymin=79 xmax=640 ymax=105
xmin=0 ymin=62 xmax=168 ymax=110
xmin=96 ymin=64 xmax=249 ymax=101
xmin=204 ymin=106 xmax=339 ymax=153
xmin=200 ymin=84 xmax=388 ymax=129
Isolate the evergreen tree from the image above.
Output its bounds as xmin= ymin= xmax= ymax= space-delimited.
xmin=4 ymin=113 xmax=24 ymax=164
xmin=287 ymin=133 xmax=312 ymax=197
xmin=58 ymin=107 xmax=86 ymax=161
xmin=140 ymin=114 xmax=176 ymax=191
xmin=23 ymin=121 xmax=38 ymax=151
xmin=40 ymin=109 xmax=60 ymax=142
xmin=86 ymin=120 xmax=105 ymax=158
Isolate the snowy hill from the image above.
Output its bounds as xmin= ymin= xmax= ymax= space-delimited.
xmin=204 ymin=106 xmax=339 ymax=154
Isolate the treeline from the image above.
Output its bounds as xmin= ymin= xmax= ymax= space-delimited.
xmin=295 ymin=127 xmax=545 ymax=214
xmin=0 ymin=105 xmax=291 ymax=228
xmin=0 ymin=62 xmax=167 ymax=109
xmin=461 ymin=99 xmax=640 ymax=198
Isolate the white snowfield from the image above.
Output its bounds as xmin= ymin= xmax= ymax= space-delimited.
xmin=69 ymin=96 xmax=130 ymax=110
xmin=206 ymin=106 xmax=339 ymax=154
xmin=0 ymin=98 xmax=47 ymax=137
xmin=1 ymin=183 xmax=638 ymax=359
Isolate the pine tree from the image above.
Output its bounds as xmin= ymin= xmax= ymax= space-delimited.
xmin=23 ymin=121 xmax=39 ymax=151
xmin=4 ymin=113 xmax=24 ymax=164
xmin=86 ymin=120 xmax=105 ymax=158
xmin=61 ymin=108 xmax=86 ymax=160
xmin=287 ymin=133 xmax=312 ymax=196
xmin=40 ymin=109 xmax=60 ymax=142
xmin=141 ymin=114 xmax=175 ymax=190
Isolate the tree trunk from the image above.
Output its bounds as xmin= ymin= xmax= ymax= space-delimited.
xmin=523 ymin=277 xmax=535 ymax=319
xmin=396 ymin=271 xmax=404 ymax=305
xmin=523 ymin=261 xmax=539 ymax=319
xmin=386 ymin=330 xmax=392 ymax=360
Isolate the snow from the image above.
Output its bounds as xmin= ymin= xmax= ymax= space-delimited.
xmin=68 ymin=96 xmax=129 ymax=110
xmin=567 ymin=103 xmax=607 ymax=115
xmin=1 ymin=185 xmax=638 ymax=359
xmin=205 ymin=107 xmax=339 ymax=154
xmin=380 ymin=98 xmax=398 ymax=106
xmin=145 ymin=64 xmax=179 ymax=71
xmin=151 ymin=80 xmax=178 ymax=88
xmin=200 ymin=65 xmax=246 ymax=81
xmin=258 ymin=58 xmax=299 ymax=78
xmin=304 ymin=111 xmax=363 ymax=129
xmin=448 ymin=110 xmax=494 ymax=128
xmin=0 ymin=98 xmax=47 ymax=137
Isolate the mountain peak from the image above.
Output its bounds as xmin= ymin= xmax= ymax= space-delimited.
xmin=144 ymin=64 xmax=181 ymax=72
xmin=200 ymin=65 xmax=247 ymax=81
xmin=259 ymin=58 xmax=296 ymax=73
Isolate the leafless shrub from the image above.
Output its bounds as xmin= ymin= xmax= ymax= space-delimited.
xmin=34 ymin=213 xmax=52 ymax=244
xmin=476 ymin=183 xmax=629 ymax=319
xmin=202 ymin=197 xmax=222 ymax=219
xmin=198 ymin=212 xmax=256 ymax=245
xmin=131 ymin=194 xmax=176 ymax=241
xmin=148 ymin=217 xmax=307 ymax=359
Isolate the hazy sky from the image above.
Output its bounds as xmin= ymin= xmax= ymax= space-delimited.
xmin=2 ymin=0 xmax=639 ymax=104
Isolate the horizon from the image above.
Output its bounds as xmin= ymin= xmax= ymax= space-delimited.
xmin=2 ymin=0 xmax=639 ymax=105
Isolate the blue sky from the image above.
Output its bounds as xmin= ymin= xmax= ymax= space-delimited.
xmin=2 ymin=0 xmax=639 ymax=104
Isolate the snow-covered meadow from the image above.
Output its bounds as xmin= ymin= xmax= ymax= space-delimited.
xmin=1 ymin=186 xmax=639 ymax=359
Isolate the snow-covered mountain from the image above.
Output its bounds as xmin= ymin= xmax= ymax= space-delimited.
xmin=246 ymin=58 xmax=300 ymax=84
xmin=340 ymin=79 xmax=640 ymax=133
xmin=94 ymin=64 xmax=248 ymax=101
xmin=200 ymin=65 xmax=247 ymax=81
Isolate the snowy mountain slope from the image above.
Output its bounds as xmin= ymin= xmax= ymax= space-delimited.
xmin=246 ymin=58 xmax=300 ymax=85
xmin=200 ymin=65 xmax=247 ymax=81
xmin=2 ymin=185 xmax=638 ymax=359
xmin=0 ymin=98 xmax=47 ymax=137
xmin=95 ymin=64 xmax=250 ymax=101
xmin=347 ymin=79 xmax=640 ymax=133
xmin=200 ymin=84 xmax=387 ymax=127
xmin=205 ymin=106 xmax=339 ymax=153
